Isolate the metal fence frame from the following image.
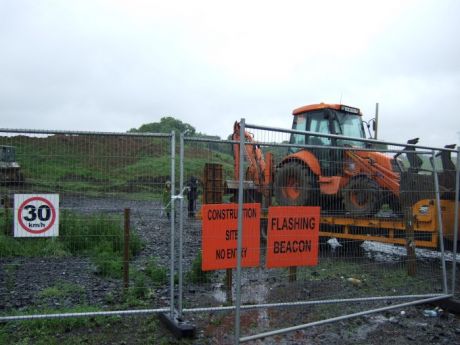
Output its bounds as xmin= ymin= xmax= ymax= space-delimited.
xmin=231 ymin=119 xmax=458 ymax=343
xmin=173 ymin=120 xmax=459 ymax=343
xmin=0 ymin=128 xmax=175 ymax=322
xmin=1 ymin=123 xmax=458 ymax=343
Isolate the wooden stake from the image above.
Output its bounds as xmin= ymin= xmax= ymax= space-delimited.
xmin=226 ymin=268 xmax=233 ymax=304
xmin=124 ymin=208 xmax=130 ymax=291
xmin=404 ymin=207 xmax=416 ymax=277
xmin=288 ymin=266 xmax=297 ymax=282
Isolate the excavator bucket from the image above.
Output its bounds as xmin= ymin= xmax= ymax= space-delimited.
xmin=399 ymin=172 xmax=435 ymax=209
xmin=437 ymin=144 xmax=457 ymax=200
xmin=399 ymin=142 xmax=457 ymax=209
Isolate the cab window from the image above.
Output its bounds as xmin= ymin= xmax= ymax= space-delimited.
xmin=308 ymin=116 xmax=331 ymax=145
xmin=290 ymin=111 xmax=332 ymax=147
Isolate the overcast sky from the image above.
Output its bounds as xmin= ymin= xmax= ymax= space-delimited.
xmin=1 ymin=0 xmax=459 ymax=148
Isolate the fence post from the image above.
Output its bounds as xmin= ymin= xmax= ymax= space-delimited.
xmin=431 ymin=150 xmax=448 ymax=294
xmin=178 ymin=132 xmax=185 ymax=318
xmin=170 ymin=131 xmax=176 ymax=318
xmin=123 ymin=208 xmax=130 ymax=291
xmin=159 ymin=132 xmax=196 ymax=338
xmin=235 ymin=118 xmax=245 ymax=345
xmin=452 ymin=147 xmax=459 ymax=294
xmin=404 ymin=207 xmax=416 ymax=277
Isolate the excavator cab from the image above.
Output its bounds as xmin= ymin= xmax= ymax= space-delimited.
xmin=288 ymin=104 xmax=367 ymax=177
xmin=275 ymin=103 xmax=400 ymax=216
xmin=289 ymin=104 xmax=367 ymax=151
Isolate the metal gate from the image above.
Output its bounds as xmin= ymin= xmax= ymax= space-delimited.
xmin=176 ymin=119 xmax=459 ymax=344
xmin=0 ymin=128 xmax=175 ymax=322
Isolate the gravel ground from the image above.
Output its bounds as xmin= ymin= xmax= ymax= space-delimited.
xmin=1 ymin=196 xmax=459 ymax=344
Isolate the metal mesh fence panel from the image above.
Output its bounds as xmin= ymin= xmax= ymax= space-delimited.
xmin=3 ymin=122 xmax=456 ymax=341
xmin=236 ymin=123 xmax=456 ymax=341
xmin=179 ymin=137 xmax=236 ymax=308
xmin=178 ymin=122 xmax=458 ymax=344
xmin=0 ymin=129 xmax=173 ymax=319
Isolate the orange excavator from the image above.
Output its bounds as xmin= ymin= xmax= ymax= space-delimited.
xmin=225 ymin=102 xmax=459 ymax=247
xmin=232 ymin=102 xmax=458 ymax=213
xmin=232 ymin=103 xmax=401 ymax=216
xmin=274 ymin=103 xmax=402 ymax=216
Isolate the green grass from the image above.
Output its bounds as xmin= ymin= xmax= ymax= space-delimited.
xmin=119 ymin=258 xmax=168 ymax=307
xmin=91 ymin=250 xmax=125 ymax=278
xmin=0 ymin=306 xmax=122 ymax=345
xmin=0 ymin=134 xmax=235 ymax=196
xmin=186 ymin=252 xmax=212 ymax=283
xmin=38 ymin=281 xmax=85 ymax=302
xmin=61 ymin=211 xmax=144 ymax=279
xmin=118 ymin=156 xmax=171 ymax=177
xmin=0 ymin=210 xmax=143 ymax=257
xmin=145 ymin=258 xmax=168 ymax=285
xmin=0 ymin=233 xmax=70 ymax=258
xmin=0 ymin=210 xmax=144 ymax=279
xmin=39 ymin=282 xmax=84 ymax=299
xmin=1 ymin=135 xmax=164 ymax=194
xmin=0 ymin=312 xmax=187 ymax=345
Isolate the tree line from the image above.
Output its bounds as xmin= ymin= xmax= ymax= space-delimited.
xmin=129 ymin=116 xmax=220 ymax=140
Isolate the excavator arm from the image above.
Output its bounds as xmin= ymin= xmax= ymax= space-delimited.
xmin=232 ymin=121 xmax=266 ymax=185
xmin=229 ymin=122 xmax=273 ymax=206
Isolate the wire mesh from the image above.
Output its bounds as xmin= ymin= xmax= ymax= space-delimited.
xmin=0 ymin=130 xmax=173 ymax=319
xmin=179 ymin=138 xmax=236 ymax=308
xmin=2 ymin=121 xmax=456 ymax=342
xmin=179 ymin=123 xmax=458 ymax=342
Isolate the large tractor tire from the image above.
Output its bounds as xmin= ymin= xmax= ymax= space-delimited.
xmin=343 ymin=176 xmax=381 ymax=217
xmin=274 ymin=162 xmax=315 ymax=206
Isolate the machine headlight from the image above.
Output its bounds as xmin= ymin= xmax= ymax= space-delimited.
xmin=418 ymin=205 xmax=430 ymax=215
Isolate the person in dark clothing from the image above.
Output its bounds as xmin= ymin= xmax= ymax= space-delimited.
xmin=187 ymin=176 xmax=198 ymax=218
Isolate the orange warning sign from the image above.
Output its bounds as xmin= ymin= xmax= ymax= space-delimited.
xmin=266 ymin=206 xmax=320 ymax=268
xmin=201 ymin=203 xmax=260 ymax=271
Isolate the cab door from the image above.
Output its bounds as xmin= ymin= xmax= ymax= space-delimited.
xmin=306 ymin=111 xmax=342 ymax=176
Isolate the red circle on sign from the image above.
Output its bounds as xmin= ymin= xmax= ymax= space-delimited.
xmin=17 ymin=196 xmax=57 ymax=234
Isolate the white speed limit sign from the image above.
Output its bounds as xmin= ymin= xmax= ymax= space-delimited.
xmin=14 ymin=194 xmax=59 ymax=237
